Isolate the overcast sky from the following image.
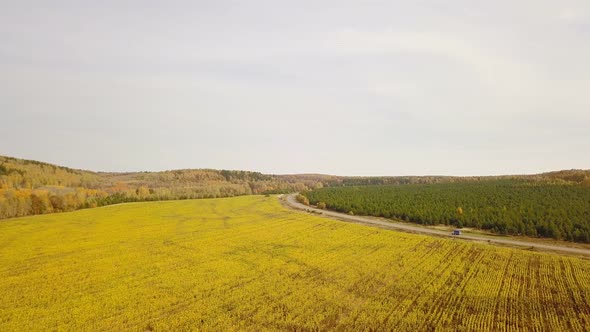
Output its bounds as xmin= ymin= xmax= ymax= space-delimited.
xmin=1 ymin=1 xmax=589 ymax=175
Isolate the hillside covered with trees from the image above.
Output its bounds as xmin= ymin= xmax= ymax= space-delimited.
xmin=302 ymin=180 xmax=590 ymax=243
xmin=2 ymin=155 xmax=590 ymax=226
xmin=0 ymin=155 xmax=316 ymax=219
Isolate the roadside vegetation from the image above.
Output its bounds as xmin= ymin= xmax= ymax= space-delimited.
xmin=295 ymin=193 xmax=310 ymax=205
xmin=302 ymin=180 xmax=590 ymax=243
xmin=1 ymin=195 xmax=589 ymax=330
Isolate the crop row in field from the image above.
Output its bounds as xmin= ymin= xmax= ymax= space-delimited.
xmin=0 ymin=196 xmax=589 ymax=331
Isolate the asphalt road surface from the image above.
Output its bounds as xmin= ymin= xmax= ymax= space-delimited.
xmin=284 ymin=193 xmax=590 ymax=257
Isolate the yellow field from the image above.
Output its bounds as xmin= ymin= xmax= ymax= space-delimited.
xmin=1 ymin=196 xmax=590 ymax=331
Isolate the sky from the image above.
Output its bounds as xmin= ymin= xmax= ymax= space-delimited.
xmin=1 ymin=1 xmax=589 ymax=176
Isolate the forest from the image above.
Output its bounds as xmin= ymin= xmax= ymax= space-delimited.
xmin=302 ymin=180 xmax=590 ymax=243
xmin=0 ymin=155 xmax=314 ymax=219
xmin=2 ymin=154 xmax=590 ymax=226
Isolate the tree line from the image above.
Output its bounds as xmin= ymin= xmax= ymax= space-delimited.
xmin=2 ymin=155 xmax=589 ymax=223
xmin=0 ymin=156 xmax=312 ymax=219
xmin=302 ymin=180 xmax=590 ymax=243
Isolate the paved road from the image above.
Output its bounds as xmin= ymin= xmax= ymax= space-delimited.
xmin=284 ymin=193 xmax=590 ymax=257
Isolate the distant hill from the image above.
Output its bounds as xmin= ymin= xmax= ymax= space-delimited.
xmin=0 ymin=154 xmax=588 ymax=219
xmin=0 ymin=155 xmax=317 ymax=219
xmin=540 ymin=169 xmax=590 ymax=185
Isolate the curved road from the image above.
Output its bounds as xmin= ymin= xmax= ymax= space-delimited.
xmin=284 ymin=193 xmax=590 ymax=257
